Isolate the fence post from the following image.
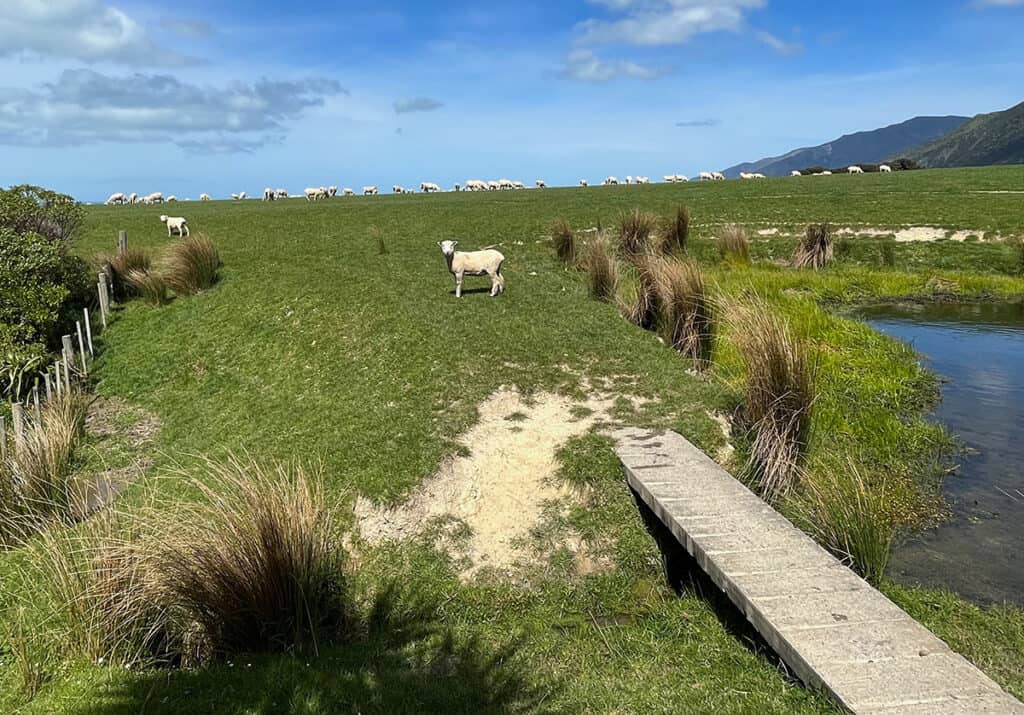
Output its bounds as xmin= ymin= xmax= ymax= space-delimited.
xmin=11 ymin=403 xmax=25 ymax=455
xmin=0 ymin=416 xmax=6 ymax=462
xmin=76 ymin=322 xmax=88 ymax=375
xmin=62 ymin=335 xmax=75 ymax=375
xmin=63 ymin=358 xmax=71 ymax=393
xmin=98 ymin=272 xmax=110 ymax=325
xmin=84 ymin=308 xmax=94 ymax=356
xmin=54 ymin=362 xmax=62 ymax=396
xmin=33 ymin=383 xmax=41 ymax=424
xmin=44 ymin=371 xmax=52 ymax=400
xmin=118 ymin=230 xmax=127 ymax=255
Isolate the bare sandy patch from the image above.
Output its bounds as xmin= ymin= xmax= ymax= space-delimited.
xmin=355 ymin=386 xmax=622 ymax=580
xmin=707 ymin=411 xmax=735 ymax=465
xmin=836 ymin=226 xmax=985 ymax=242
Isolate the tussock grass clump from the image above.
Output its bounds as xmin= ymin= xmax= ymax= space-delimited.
xmin=661 ymin=206 xmax=690 ymax=255
xmin=125 ymin=269 xmax=170 ymax=307
xmin=99 ymin=248 xmax=152 ymax=301
xmin=583 ymin=237 xmax=619 ymax=302
xmin=619 ymin=209 xmax=661 ymax=258
xmin=370 ymin=226 xmax=387 ymax=255
xmin=793 ymin=223 xmax=833 ymax=270
xmin=718 ymin=224 xmax=751 ymax=265
xmin=1010 ymin=237 xmax=1024 ymax=275
xmin=792 ymin=463 xmax=895 ymax=584
xmin=730 ymin=301 xmax=816 ymax=504
xmin=1 ymin=389 xmax=91 ymax=542
xmin=879 ymin=241 xmax=897 ymax=267
xmin=161 ymin=233 xmax=220 ymax=296
xmin=654 ymin=259 xmax=714 ymax=367
xmin=551 ymin=219 xmax=577 ymax=265
xmin=621 ymin=255 xmax=661 ymax=329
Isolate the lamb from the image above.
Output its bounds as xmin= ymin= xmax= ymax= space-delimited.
xmin=535 ymin=180 xmax=547 ymax=188
xmin=752 ymin=173 xmax=766 ymax=179
xmin=438 ymin=240 xmax=505 ymax=298
xmin=363 ymin=186 xmax=378 ymax=196
xmin=453 ymin=183 xmax=461 ymax=192
xmin=159 ymin=215 xmax=189 ymax=237
xmin=879 ymin=164 xmax=893 ymax=173
xmin=105 ymin=192 xmax=127 ymax=205
xmin=848 ymin=166 xmax=864 ymax=174
xmin=264 ymin=187 xmax=274 ymax=201
xmin=626 ymin=176 xmax=633 ymax=184
xmin=199 ymin=193 xmax=212 ymax=201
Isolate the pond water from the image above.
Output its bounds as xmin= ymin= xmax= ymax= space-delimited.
xmin=860 ymin=302 xmax=1024 ymax=605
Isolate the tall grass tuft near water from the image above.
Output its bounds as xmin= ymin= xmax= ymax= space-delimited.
xmin=718 ymin=224 xmax=751 ymax=265
xmin=161 ymin=234 xmax=221 ymax=296
xmin=583 ymin=236 xmax=619 ymax=302
xmin=0 ymin=389 xmax=91 ymax=543
xmin=793 ymin=223 xmax=834 ymax=270
xmin=654 ymin=259 xmax=714 ymax=367
xmin=661 ymin=206 xmax=690 ymax=255
xmin=1010 ymin=237 xmax=1024 ymax=276
xmin=730 ymin=300 xmax=816 ymax=503
xmin=551 ymin=219 xmax=577 ymax=265
xmin=621 ymin=255 xmax=661 ymax=329
xmin=98 ymin=248 xmax=152 ymax=301
xmin=4 ymin=457 xmax=351 ymax=680
xmin=619 ymin=209 xmax=661 ymax=258
xmin=125 ymin=269 xmax=171 ymax=307
xmin=791 ymin=462 xmax=895 ymax=584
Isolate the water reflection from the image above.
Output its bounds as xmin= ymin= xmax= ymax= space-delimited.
xmin=860 ymin=302 xmax=1024 ymax=606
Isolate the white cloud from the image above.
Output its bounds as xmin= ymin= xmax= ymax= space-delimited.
xmin=393 ymin=97 xmax=444 ymax=113
xmin=755 ymin=30 xmax=803 ymax=55
xmin=0 ymin=70 xmax=347 ymax=153
xmin=559 ymin=48 xmax=668 ymax=82
xmin=0 ymin=0 xmax=192 ymax=65
xmin=578 ymin=0 xmax=766 ymax=46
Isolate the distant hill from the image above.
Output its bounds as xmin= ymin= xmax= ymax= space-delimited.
xmin=723 ymin=116 xmax=969 ymax=178
xmin=905 ymin=101 xmax=1024 ymax=168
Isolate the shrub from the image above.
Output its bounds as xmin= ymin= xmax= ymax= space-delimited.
xmin=661 ymin=206 xmax=690 ymax=255
xmin=161 ymin=234 xmax=220 ymax=296
xmin=0 ymin=185 xmax=84 ymax=245
xmin=793 ymin=223 xmax=833 ymax=270
xmin=654 ymin=259 xmax=714 ymax=367
xmin=718 ymin=224 xmax=751 ymax=265
xmin=550 ymin=219 xmax=576 ymax=265
xmin=583 ymin=237 xmax=619 ymax=302
xmin=125 ymin=269 xmax=171 ymax=307
xmin=730 ymin=300 xmax=816 ymax=504
xmin=791 ymin=463 xmax=895 ymax=584
xmin=99 ymin=248 xmax=152 ymax=301
xmin=619 ymin=209 xmax=661 ymax=258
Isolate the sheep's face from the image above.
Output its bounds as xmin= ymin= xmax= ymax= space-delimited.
xmin=438 ymin=240 xmax=458 ymax=257
xmin=159 ymin=215 xmax=168 ymax=223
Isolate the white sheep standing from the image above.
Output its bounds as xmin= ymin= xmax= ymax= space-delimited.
xmin=363 ymin=186 xmax=379 ymax=196
xmin=304 ymin=187 xmax=327 ymax=201
xmin=166 ymin=195 xmax=178 ymax=202
xmin=453 ymin=183 xmax=461 ymax=192
xmin=275 ymin=189 xmax=289 ymax=199
xmin=264 ymin=188 xmax=274 ymax=201
xmin=579 ymin=179 xmax=589 ymax=187
xmin=328 ymin=186 xmax=338 ymax=198
xmin=128 ymin=192 xmax=139 ymax=205
xmin=535 ymin=180 xmax=547 ymax=188
xmin=699 ymin=172 xmax=714 ymax=181
xmin=512 ymin=181 xmax=525 ymax=190
xmin=603 ymin=176 xmax=619 ymax=186
xmin=199 ymin=193 xmax=211 ymax=201
xmin=674 ymin=174 xmax=689 ymax=183
xmin=343 ymin=188 xmax=355 ymax=196
xmin=159 ymin=215 xmax=190 ymax=237
xmin=879 ymin=164 xmax=893 ymax=173
xmin=712 ymin=172 xmax=726 ymax=181
xmin=848 ymin=166 xmax=864 ymax=175
xmin=663 ymin=175 xmax=676 ymax=183
xmin=636 ymin=176 xmax=650 ymax=185
xmin=393 ymin=185 xmax=404 ymax=194
xmin=105 ymin=192 xmax=127 ymax=205
xmin=144 ymin=192 xmax=164 ymax=204
xmin=791 ymin=170 xmax=803 ymax=177
xmin=438 ymin=240 xmax=505 ymax=298
xmin=421 ymin=182 xmax=441 ymax=193
xmin=740 ymin=172 xmax=754 ymax=180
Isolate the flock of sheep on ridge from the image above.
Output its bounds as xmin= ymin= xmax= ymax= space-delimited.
xmin=103 ymin=164 xmax=891 ymax=207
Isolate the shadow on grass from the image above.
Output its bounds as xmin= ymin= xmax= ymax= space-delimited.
xmin=632 ymin=489 xmax=798 ymax=679
xmin=71 ymin=588 xmax=558 ymax=715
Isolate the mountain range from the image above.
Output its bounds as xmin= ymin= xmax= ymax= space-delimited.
xmin=906 ymin=100 xmax=1024 ymax=168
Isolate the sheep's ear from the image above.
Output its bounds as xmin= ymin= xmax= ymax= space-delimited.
xmin=437 ymin=241 xmax=443 ymax=247
xmin=452 ymin=241 xmax=458 ymax=248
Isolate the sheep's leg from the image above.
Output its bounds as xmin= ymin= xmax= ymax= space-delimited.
xmin=455 ymin=272 xmax=463 ymax=298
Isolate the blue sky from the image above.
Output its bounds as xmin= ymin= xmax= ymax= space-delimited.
xmin=0 ymin=0 xmax=1021 ymax=200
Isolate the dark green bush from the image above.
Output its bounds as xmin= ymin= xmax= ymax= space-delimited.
xmin=0 ymin=184 xmax=84 ymax=245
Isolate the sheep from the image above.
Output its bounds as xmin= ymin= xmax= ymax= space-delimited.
xmin=343 ymin=188 xmax=355 ymax=196
xmin=263 ymin=187 xmax=274 ymax=201
xmin=159 ymin=215 xmax=189 ymax=237
xmin=535 ymin=180 xmax=547 ymax=189
xmin=166 ymin=195 xmax=178 ymax=202
xmin=752 ymin=173 xmax=766 ymax=179
xmin=199 ymin=193 xmax=212 ymax=201
xmin=498 ymin=179 xmax=515 ymax=190
xmin=465 ymin=179 xmax=485 ymax=191
xmin=304 ymin=187 xmax=327 ymax=201
xmin=814 ymin=171 xmax=833 ymax=176
xmin=699 ymin=172 xmax=714 ymax=181
xmin=437 ymin=240 xmax=505 ymax=298
xmin=128 ymin=192 xmax=139 ymax=204
xmin=879 ymin=164 xmax=893 ymax=173
xmin=848 ymin=166 xmax=864 ymax=175
xmin=488 ymin=181 xmax=500 ymax=191
xmin=144 ymin=192 xmax=164 ymax=204
xmin=229 ymin=191 xmax=246 ymax=201
xmin=453 ymin=183 xmax=461 ymax=192
xmin=603 ymin=176 xmax=619 ymax=186
xmin=393 ymin=185 xmax=404 ymax=194
xmin=740 ymin=172 xmax=754 ymax=180
xmin=512 ymin=181 xmax=525 ymax=190
xmin=579 ymin=179 xmax=589 ymax=187
xmin=328 ymin=186 xmax=338 ymax=198
xmin=421 ymin=182 xmax=441 ymax=193
xmin=791 ymin=170 xmax=803 ymax=177
xmin=712 ymin=172 xmax=726 ymax=181
xmin=275 ymin=189 xmax=289 ymax=199
xmin=105 ymin=192 xmax=127 ymax=205
xmin=674 ymin=175 xmax=689 ymax=183
xmin=636 ymin=176 xmax=650 ymax=185
xmin=664 ymin=175 xmax=676 ymax=183
xmin=626 ymin=176 xmax=633 ymax=185
xmin=363 ymin=186 xmax=378 ymax=196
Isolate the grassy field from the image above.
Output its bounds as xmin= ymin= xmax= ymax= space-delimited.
xmin=2 ymin=166 xmax=1024 ymax=713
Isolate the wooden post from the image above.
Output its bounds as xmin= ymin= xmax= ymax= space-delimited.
xmin=33 ymin=383 xmax=42 ymax=424
xmin=0 ymin=416 xmax=6 ymax=462
xmin=11 ymin=403 xmax=25 ymax=455
xmin=62 ymin=335 xmax=75 ymax=375
xmin=98 ymin=273 xmax=110 ymax=324
xmin=118 ymin=230 xmax=127 ymax=255
xmin=44 ymin=371 xmax=52 ymax=400
xmin=63 ymin=358 xmax=71 ymax=393
xmin=54 ymin=363 xmax=62 ymax=396
xmin=76 ymin=322 xmax=88 ymax=375
xmin=84 ymin=308 xmax=94 ymax=356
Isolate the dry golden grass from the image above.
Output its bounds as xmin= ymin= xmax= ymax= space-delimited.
xmin=98 ymin=248 xmax=152 ymax=301
xmin=125 ymin=269 xmax=170 ymax=307
xmin=161 ymin=233 xmax=220 ymax=296
xmin=582 ymin=236 xmax=620 ymax=301
xmin=793 ymin=223 xmax=834 ymax=270
xmin=654 ymin=259 xmax=714 ymax=367
xmin=718 ymin=224 xmax=751 ymax=265
xmin=619 ymin=209 xmax=661 ymax=258
xmin=661 ymin=205 xmax=690 ymax=255
xmin=550 ymin=219 xmax=577 ymax=265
